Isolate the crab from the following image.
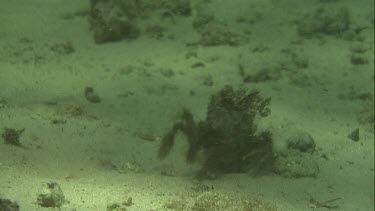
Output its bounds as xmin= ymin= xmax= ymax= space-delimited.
xmin=158 ymin=85 xmax=276 ymax=179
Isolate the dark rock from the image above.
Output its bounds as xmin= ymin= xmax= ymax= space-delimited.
xmin=84 ymin=86 xmax=101 ymax=103
xmin=0 ymin=198 xmax=20 ymax=211
xmin=348 ymin=128 xmax=360 ymax=142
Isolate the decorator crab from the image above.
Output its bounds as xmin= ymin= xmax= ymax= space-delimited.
xmin=158 ymin=85 xmax=275 ymax=179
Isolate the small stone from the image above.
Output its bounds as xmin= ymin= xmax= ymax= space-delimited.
xmin=84 ymin=86 xmax=101 ymax=103
xmin=348 ymin=128 xmax=359 ymax=142
xmin=0 ymin=198 xmax=20 ymax=211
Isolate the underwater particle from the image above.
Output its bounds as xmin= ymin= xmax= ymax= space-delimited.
xmin=1 ymin=128 xmax=25 ymax=146
xmin=347 ymin=128 xmax=360 ymax=142
xmin=0 ymin=198 xmax=20 ymax=211
xmin=84 ymin=86 xmax=101 ymax=103
xmin=37 ymin=182 xmax=66 ymax=208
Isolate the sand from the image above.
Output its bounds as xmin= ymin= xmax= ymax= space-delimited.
xmin=0 ymin=0 xmax=373 ymax=210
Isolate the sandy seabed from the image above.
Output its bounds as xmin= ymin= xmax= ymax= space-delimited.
xmin=0 ymin=0 xmax=374 ymax=210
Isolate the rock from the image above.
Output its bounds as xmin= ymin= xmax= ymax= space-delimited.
xmin=0 ymin=198 xmax=20 ymax=211
xmin=84 ymin=86 xmax=101 ymax=103
xmin=347 ymin=128 xmax=360 ymax=142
